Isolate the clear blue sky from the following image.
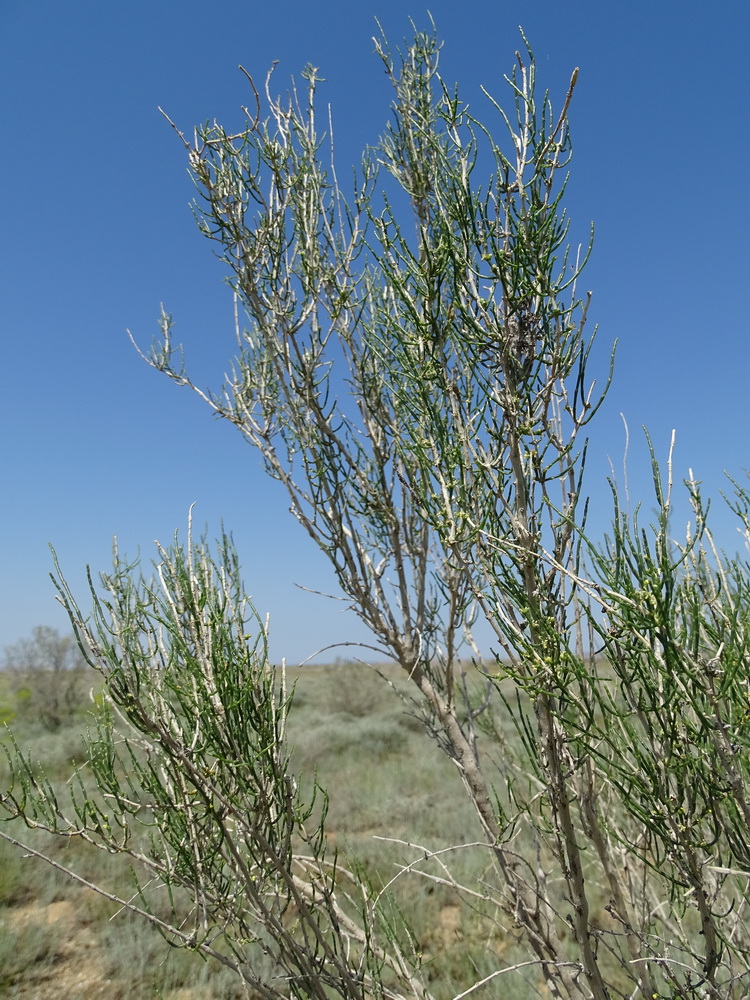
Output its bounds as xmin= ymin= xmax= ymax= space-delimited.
xmin=1 ymin=1 xmax=748 ymax=663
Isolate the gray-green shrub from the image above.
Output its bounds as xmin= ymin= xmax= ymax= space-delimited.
xmin=3 ymin=22 xmax=750 ymax=1000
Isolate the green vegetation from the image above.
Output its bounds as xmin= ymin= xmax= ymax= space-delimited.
xmin=2 ymin=20 xmax=750 ymax=1000
xmin=1 ymin=661 xmax=509 ymax=998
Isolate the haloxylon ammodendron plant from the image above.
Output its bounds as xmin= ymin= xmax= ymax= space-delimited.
xmin=3 ymin=22 xmax=750 ymax=1000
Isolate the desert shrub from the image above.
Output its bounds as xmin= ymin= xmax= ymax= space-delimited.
xmin=3 ymin=21 xmax=750 ymax=1000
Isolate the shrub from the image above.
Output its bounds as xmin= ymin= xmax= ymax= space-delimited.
xmin=3 ymin=21 xmax=750 ymax=1000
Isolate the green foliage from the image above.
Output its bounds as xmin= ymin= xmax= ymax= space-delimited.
xmin=2 ymin=525 xmax=428 ymax=999
xmin=2 ymin=20 xmax=750 ymax=1000
xmin=0 ymin=666 xmax=503 ymax=999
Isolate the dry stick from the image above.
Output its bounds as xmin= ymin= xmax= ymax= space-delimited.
xmin=579 ymin=758 xmax=656 ymax=1000
xmin=403 ymin=657 xmax=578 ymax=1000
xmin=451 ymin=959 xmax=582 ymax=1000
xmin=237 ymin=65 xmax=261 ymax=130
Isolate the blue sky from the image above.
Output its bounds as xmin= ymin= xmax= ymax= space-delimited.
xmin=1 ymin=1 xmax=748 ymax=663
